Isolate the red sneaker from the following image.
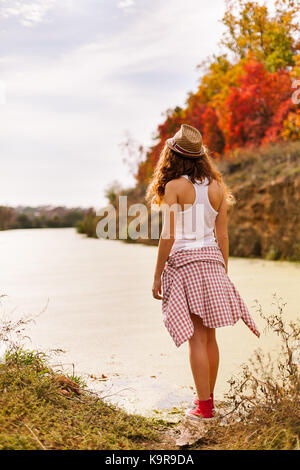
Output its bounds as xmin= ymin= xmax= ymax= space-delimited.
xmin=191 ymin=393 xmax=214 ymax=410
xmin=186 ymin=398 xmax=214 ymax=421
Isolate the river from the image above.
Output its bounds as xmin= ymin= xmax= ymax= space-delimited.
xmin=0 ymin=228 xmax=299 ymax=417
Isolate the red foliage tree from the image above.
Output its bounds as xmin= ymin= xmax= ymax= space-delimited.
xmin=201 ymin=106 xmax=225 ymax=156
xmin=224 ymin=60 xmax=292 ymax=150
xmin=263 ymin=99 xmax=295 ymax=143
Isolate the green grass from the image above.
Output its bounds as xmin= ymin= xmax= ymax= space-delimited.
xmin=0 ymin=348 xmax=163 ymax=450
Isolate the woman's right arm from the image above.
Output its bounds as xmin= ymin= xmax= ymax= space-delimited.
xmin=215 ymin=187 xmax=229 ymax=273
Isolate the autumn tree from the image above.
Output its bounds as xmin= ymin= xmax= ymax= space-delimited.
xmin=224 ymin=59 xmax=292 ymax=148
xmin=221 ymin=0 xmax=300 ymax=71
xmin=126 ymin=0 xmax=300 ymax=185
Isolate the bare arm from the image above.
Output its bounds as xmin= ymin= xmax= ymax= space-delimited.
xmin=152 ymin=182 xmax=178 ymax=300
xmin=215 ymin=186 xmax=229 ymax=273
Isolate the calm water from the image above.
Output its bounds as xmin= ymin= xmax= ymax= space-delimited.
xmin=0 ymin=228 xmax=299 ymax=415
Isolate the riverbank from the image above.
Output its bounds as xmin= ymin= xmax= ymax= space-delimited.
xmin=0 ymin=337 xmax=298 ymax=450
xmin=1 ymin=284 xmax=299 ymax=450
xmin=0 ymin=348 xmax=163 ymax=450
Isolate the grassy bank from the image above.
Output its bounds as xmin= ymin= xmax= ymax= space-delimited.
xmin=0 ymin=348 xmax=164 ymax=450
xmin=0 ymin=296 xmax=299 ymax=450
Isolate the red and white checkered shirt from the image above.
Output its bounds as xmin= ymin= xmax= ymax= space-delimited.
xmin=161 ymin=246 xmax=260 ymax=347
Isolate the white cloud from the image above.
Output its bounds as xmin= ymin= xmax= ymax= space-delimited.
xmin=117 ymin=0 xmax=135 ymax=10
xmin=0 ymin=0 xmax=58 ymax=26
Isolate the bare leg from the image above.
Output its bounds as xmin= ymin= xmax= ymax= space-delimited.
xmin=206 ymin=328 xmax=219 ymax=394
xmin=188 ymin=314 xmax=210 ymax=401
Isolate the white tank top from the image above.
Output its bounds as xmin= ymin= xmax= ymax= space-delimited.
xmin=170 ymin=175 xmax=219 ymax=253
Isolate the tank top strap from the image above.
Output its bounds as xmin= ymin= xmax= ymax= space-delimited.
xmin=181 ymin=175 xmax=207 ymax=185
xmin=180 ymin=175 xmax=208 ymax=206
xmin=194 ymin=177 xmax=208 ymax=205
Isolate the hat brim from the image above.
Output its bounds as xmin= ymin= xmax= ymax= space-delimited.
xmin=166 ymin=138 xmax=204 ymax=158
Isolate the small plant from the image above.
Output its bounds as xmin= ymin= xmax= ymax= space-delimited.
xmin=5 ymin=347 xmax=49 ymax=373
xmin=225 ymin=294 xmax=299 ymax=416
xmin=66 ymin=374 xmax=87 ymax=389
xmin=266 ymin=246 xmax=282 ymax=261
xmin=0 ymin=295 xmax=48 ymax=352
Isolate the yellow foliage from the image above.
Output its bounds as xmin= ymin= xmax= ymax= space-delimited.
xmin=281 ymin=110 xmax=300 ymax=140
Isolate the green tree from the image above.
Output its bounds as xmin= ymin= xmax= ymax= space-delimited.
xmin=16 ymin=214 xmax=33 ymax=229
xmin=104 ymin=181 xmax=122 ymax=207
xmin=47 ymin=215 xmax=61 ymax=228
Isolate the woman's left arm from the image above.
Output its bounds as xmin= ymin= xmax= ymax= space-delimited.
xmin=152 ymin=181 xmax=178 ymax=300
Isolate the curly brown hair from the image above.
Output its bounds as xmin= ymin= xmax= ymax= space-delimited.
xmin=145 ymin=144 xmax=235 ymax=206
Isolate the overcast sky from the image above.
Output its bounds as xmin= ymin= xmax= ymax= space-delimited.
xmin=0 ymin=0 xmax=227 ymax=208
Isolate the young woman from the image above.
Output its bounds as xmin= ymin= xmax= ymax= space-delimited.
xmin=146 ymin=124 xmax=260 ymax=421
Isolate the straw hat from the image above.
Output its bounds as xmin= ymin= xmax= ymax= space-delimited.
xmin=166 ymin=124 xmax=204 ymax=158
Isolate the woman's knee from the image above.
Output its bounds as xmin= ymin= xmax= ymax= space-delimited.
xmin=189 ymin=314 xmax=208 ymax=345
xmin=207 ymin=328 xmax=217 ymax=345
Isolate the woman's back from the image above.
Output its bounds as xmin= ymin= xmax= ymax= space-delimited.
xmin=170 ymin=175 xmax=221 ymax=253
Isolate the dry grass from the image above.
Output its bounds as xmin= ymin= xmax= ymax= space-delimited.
xmin=190 ymin=295 xmax=300 ymax=450
xmin=218 ymin=140 xmax=300 ymax=187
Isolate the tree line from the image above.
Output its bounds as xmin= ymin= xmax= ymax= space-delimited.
xmin=0 ymin=206 xmax=92 ymax=231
